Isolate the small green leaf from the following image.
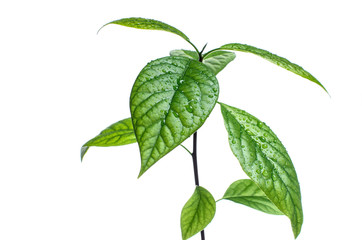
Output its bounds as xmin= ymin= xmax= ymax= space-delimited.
xmin=130 ymin=56 xmax=219 ymax=177
xmin=170 ymin=49 xmax=236 ymax=75
xmin=170 ymin=49 xmax=199 ymax=60
xmin=219 ymin=43 xmax=328 ymax=93
xmin=99 ymin=17 xmax=190 ymax=43
xmin=219 ymin=102 xmax=303 ymax=238
xmin=81 ymin=118 xmax=136 ymax=161
xmin=181 ymin=186 xmax=216 ymax=240
xmin=221 ymin=179 xmax=283 ymax=215
xmin=203 ymin=50 xmax=236 ymax=75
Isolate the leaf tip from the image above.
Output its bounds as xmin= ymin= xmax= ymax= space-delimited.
xmin=97 ymin=23 xmax=108 ymax=35
xmin=137 ymin=168 xmax=146 ymax=179
xmin=80 ymin=146 xmax=89 ymax=162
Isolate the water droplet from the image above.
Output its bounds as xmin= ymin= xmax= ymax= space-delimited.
xmin=262 ymin=169 xmax=269 ymax=177
xmin=246 ymin=129 xmax=254 ymax=136
xmin=177 ymin=79 xmax=185 ymax=85
xmin=257 ymin=121 xmax=264 ymax=128
xmin=186 ymin=105 xmax=193 ymax=113
xmin=173 ymin=86 xmax=178 ymax=91
xmin=208 ymin=94 xmax=213 ymax=98
xmin=256 ymin=169 xmax=261 ymax=174
xmin=212 ymin=88 xmax=217 ymax=92
xmin=262 ymin=144 xmax=268 ymax=149
xmin=172 ymin=111 xmax=179 ymax=118
xmin=259 ymin=136 xmax=266 ymax=142
xmin=232 ymin=139 xmax=236 ymax=144
xmin=272 ymin=172 xmax=278 ymax=181
xmin=241 ymin=145 xmax=245 ymax=148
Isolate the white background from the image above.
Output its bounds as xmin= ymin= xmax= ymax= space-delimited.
xmin=1 ymin=0 xmax=361 ymax=239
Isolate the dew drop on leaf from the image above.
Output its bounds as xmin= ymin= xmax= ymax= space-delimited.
xmin=262 ymin=169 xmax=270 ymax=177
xmin=259 ymin=136 xmax=266 ymax=142
xmin=172 ymin=111 xmax=179 ymax=118
xmin=177 ymin=79 xmax=185 ymax=85
xmin=246 ymin=129 xmax=254 ymax=136
xmin=272 ymin=171 xmax=278 ymax=181
xmin=186 ymin=105 xmax=193 ymax=113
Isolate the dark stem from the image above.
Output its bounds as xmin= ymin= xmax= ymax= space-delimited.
xmin=198 ymin=43 xmax=208 ymax=62
xmin=191 ymin=131 xmax=205 ymax=240
xmin=192 ymin=132 xmax=200 ymax=186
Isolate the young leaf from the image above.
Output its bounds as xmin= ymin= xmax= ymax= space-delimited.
xmin=81 ymin=118 xmax=136 ymax=161
xmin=220 ymin=179 xmax=283 ymax=215
xmin=99 ymin=17 xmax=190 ymax=44
xmin=219 ymin=43 xmax=328 ymax=93
xmin=130 ymin=56 xmax=219 ymax=177
xmin=170 ymin=49 xmax=236 ymax=75
xmin=181 ymin=186 xmax=216 ymax=240
xmin=170 ymin=49 xmax=199 ymax=60
xmin=203 ymin=50 xmax=236 ymax=75
xmin=219 ymin=102 xmax=303 ymax=238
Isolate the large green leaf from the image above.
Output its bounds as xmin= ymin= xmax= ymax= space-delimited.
xmin=219 ymin=43 xmax=328 ymax=93
xmin=170 ymin=49 xmax=236 ymax=75
xmin=99 ymin=17 xmax=190 ymax=43
xmin=81 ymin=118 xmax=136 ymax=161
xmin=130 ymin=56 xmax=219 ymax=177
xmin=220 ymin=179 xmax=283 ymax=215
xmin=219 ymin=102 xmax=303 ymax=238
xmin=181 ymin=186 xmax=216 ymax=240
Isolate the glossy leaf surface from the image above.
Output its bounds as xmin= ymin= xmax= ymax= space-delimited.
xmin=219 ymin=43 xmax=327 ymax=93
xmin=130 ymin=56 xmax=219 ymax=177
xmin=221 ymin=179 xmax=283 ymax=215
xmin=181 ymin=186 xmax=216 ymax=240
xmin=170 ymin=49 xmax=236 ymax=75
xmin=99 ymin=17 xmax=190 ymax=43
xmin=220 ymin=102 xmax=303 ymax=238
xmin=203 ymin=50 xmax=236 ymax=74
xmin=170 ymin=49 xmax=198 ymax=60
xmin=81 ymin=118 xmax=136 ymax=161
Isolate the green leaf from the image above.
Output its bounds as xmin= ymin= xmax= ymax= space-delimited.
xmin=99 ymin=17 xmax=190 ymax=43
xmin=170 ymin=49 xmax=199 ymax=60
xmin=221 ymin=179 xmax=283 ymax=215
xmin=130 ymin=56 xmax=219 ymax=177
xmin=170 ymin=49 xmax=236 ymax=75
xmin=203 ymin=50 xmax=236 ymax=75
xmin=181 ymin=186 xmax=216 ymax=240
xmin=219 ymin=43 xmax=328 ymax=93
xmin=219 ymin=102 xmax=303 ymax=238
xmin=81 ymin=118 xmax=136 ymax=161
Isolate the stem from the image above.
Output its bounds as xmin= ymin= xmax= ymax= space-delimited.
xmin=192 ymin=43 xmax=207 ymax=240
xmin=191 ymin=131 xmax=205 ymax=240
xmin=192 ymin=132 xmax=200 ymax=186
xmin=181 ymin=144 xmax=192 ymax=156
xmin=187 ymin=40 xmax=201 ymax=57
